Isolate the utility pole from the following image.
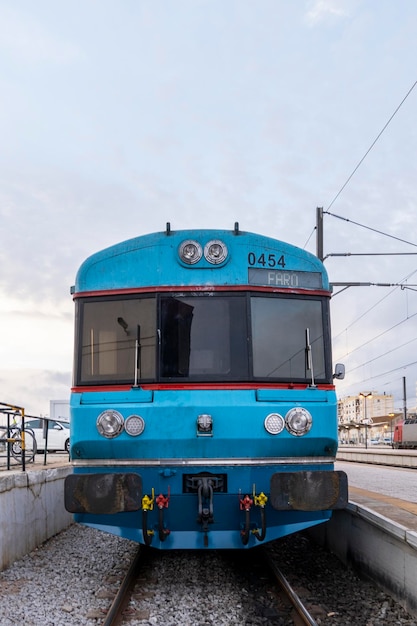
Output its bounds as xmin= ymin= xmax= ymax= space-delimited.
xmin=315 ymin=208 xmax=413 ymax=293
xmin=316 ymin=207 xmax=324 ymax=261
xmin=403 ymin=376 xmax=407 ymax=422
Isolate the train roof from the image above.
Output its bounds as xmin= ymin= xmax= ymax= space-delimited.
xmin=72 ymin=228 xmax=330 ymax=294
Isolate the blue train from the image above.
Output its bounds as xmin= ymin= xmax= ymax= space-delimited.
xmin=64 ymin=224 xmax=347 ymax=549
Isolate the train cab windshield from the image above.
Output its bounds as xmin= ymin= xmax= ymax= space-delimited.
xmin=74 ymin=292 xmax=330 ymax=385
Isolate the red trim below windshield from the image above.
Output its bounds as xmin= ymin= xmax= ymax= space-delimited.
xmin=72 ymin=382 xmax=336 ymax=393
xmin=73 ymin=285 xmax=331 ymax=298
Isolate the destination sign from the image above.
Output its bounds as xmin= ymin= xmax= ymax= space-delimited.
xmin=248 ymin=268 xmax=323 ymax=289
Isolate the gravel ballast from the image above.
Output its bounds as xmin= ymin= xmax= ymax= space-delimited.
xmin=0 ymin=524 xmax=415 ymax=625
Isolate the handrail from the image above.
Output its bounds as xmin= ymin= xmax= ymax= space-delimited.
xmin=0 ymin=402 xmax=28 ymax=471
xmin=1 ymin=402 xmax=70 ymax=471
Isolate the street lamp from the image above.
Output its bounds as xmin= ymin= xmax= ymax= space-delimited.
xmin=388 ymin=413 xmax=395 ymax=446
xmin=359 ymin=392 xmax=372 ymax=449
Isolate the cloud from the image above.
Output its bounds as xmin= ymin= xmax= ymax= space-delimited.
xmin=0 ymin=368 xmax=71 ymax=417
xmin=0 ymin=5 xmax=82 ymax=64
xmin=0 ymin=170 xmax=142 ymax=299
xmin=0 ymin=0 xmax=416 ymax=416
xmin=305 ymin=0 xmax=350 ymax=25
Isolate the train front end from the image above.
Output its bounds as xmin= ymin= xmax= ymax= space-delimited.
xmin=65 ymin=227 xmax=347 ymax=549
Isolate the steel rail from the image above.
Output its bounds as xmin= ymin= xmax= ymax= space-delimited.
xmin=102 ymin=547 xmax=143 ymax=626
xmin=262 ymin=549 xmax=318 ymax=626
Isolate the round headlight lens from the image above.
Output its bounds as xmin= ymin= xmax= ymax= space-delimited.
xmin=179 ymin=240 xmax=203 ymax=264
xmin=125 ymin=414 xmax=145 ymax=436
xmin=204 ymin=240 xmax=228 ymax=264
xmin=96 ymin=410 xmax=124 ymax=438
xmin=285 ymin=407 xmax=312 ymax=436
xmin=264 ymin=413 xmax=285 ymax=435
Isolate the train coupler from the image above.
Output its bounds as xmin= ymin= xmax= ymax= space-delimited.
xmin=196 ymin=477 xmax=215 ymax=547
xmin=184 ymin=473 xmax=225 ymax=546
xmin=197 ymin=477 xmax=214 ymax=530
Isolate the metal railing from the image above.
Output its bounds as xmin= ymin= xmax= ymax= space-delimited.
xmin=0 ymin=402 xmax=34 ymax=471
xmin=0 ymin=403 xmax=70 ymax=471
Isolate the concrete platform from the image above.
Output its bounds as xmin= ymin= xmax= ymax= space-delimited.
xmin=0 ymin=454 xmax=72 ymax=571
xmin=337 ymin=445 xmax=417 ymax=468
xmin=308 ymin=457 xmax=417 ymax=617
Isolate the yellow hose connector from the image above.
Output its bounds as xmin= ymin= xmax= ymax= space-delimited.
xmin=254 ymin=492 xmax=268 ymax=508
xmin=142 ymin=488 xmax=155 ymax=511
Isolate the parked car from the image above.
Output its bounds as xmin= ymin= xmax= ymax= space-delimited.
xmin=25 ymin=419 xmax=70 ymax=453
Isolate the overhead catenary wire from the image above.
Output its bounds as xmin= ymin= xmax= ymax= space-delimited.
xmin=320 ymin=81 xmax=417 ymax=404
xmin=333 ymin=267 xmax=417 ymax=340
xmin=326 ymin=79 xmax=417 ymax=212
xmin=332 ymin=268 xmax=417 ymax=403
xmin=324 ymin=212 xmax=417 ymax=250
xmin=303 ymin=226 xmax=317 ymax=250
xmin=334 ymin=309 xmax=417 ymax=363
xmin=344 ymin=358 xmax=417 ymax=388
xmin=346 ymin=335 xmax=417 ymax=375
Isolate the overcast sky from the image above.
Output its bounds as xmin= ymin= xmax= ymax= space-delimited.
xmin=1 ymin=0 xmax=417 ymax=416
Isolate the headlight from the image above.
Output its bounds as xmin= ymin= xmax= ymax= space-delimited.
xmin=96 ymin=410 xmax=124 ymax=438
xmin=204 ymin=240 xmax=228 ymax=264
xmin=264 ymin=413 xmax=285 ymax=435
xmin=125 ymin=414 xmax=145 ymax=436
xmin=285 ymin=407 xmax=312 ymax=436
xmin=179 ymin=240 xmax=203 ymax=264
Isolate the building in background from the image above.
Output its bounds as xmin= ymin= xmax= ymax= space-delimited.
xmin=337 ymin=392 xmax=399 ymax=445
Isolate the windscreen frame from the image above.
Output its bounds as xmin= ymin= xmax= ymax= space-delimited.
xmin=73 ymin=290 xmax=333 ymax=386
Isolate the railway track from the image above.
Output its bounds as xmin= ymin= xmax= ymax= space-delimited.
xmin=100 ymin=545 xmax=321 ymax=625
xmin=102 ymin=547 xmax=145 ymax=626
xmin=1 ymin=522 xmax=414 ymax=624
xmin=262 ymin=549 xmax=318 ymax=626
